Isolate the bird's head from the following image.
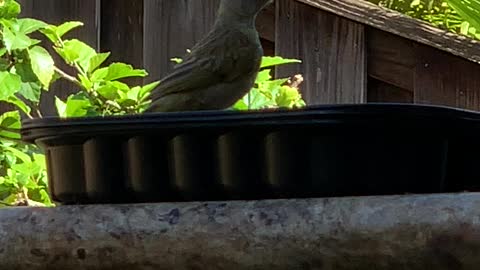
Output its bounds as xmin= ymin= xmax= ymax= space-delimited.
xmin=219 ymin=0 xmax=274 ymax=18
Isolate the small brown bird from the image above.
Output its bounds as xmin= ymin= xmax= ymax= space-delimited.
xmin=146 ymin=0 xmax=274 ymax=113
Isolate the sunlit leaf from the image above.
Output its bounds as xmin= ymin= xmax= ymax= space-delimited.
xmin=89 ymin=52 xmax=111 ymax=73
xmin=260 ymin=56 xmax=302 ymax=69
xmin=28 ymin=46 xmax=55 ymax=89
xmin=0 ymin=71 xmax=21 ymax=100
xmin=104 ymin=63 xmax=147 ymax=81
xmin=15 ymin=18 xmax=48 ymax=34
xmin=55 ymin=21 xmax=83 ymax=38
xmin=55 ymin=39 xmax=96 ymax=72
xmin=0 ymin=0 xmax=21 ymax=19
xmin=2 ymin=26 xmax=32 ymax=51
xmin=446 ymin=0 xmax=480 ymax=32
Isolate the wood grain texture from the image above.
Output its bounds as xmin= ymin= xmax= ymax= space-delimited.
xmin=367 ymin=27 xmax=415 ymax=92
xmin=143 ymin=0 xmax=220 ymax=82
xmin=100 ymin=0 xmax=143 ymax=66
xmin=275 ymin=0 xmax=367 ymax=105
xmin=368 ymin=77 xmax=413 ymax=103
xmin=16 ymin=0 xmax=99 ymax=116
xmin=256 ymin=3 xmax=276 ymax=43
xmin=100 ymin=0 xmax=144 ymax=85
xmin=297 ymin=0 xmax=480 ymax=65
xmin=414 ymin=44 xmax=480 ymax=110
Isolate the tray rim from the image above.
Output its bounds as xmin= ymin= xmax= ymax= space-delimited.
xmin=20 ymin=103 xmax=480 ymax=143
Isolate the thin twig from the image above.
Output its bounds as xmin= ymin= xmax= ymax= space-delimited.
xmin=54 ymin=66 xmax=81 ymax=86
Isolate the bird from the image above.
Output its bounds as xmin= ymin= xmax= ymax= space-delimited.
xmin=145 ymin=0 xmax=274 ymax=113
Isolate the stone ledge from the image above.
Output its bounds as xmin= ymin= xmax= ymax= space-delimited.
xmin=1 ymin=193 xmax=480 ymax=269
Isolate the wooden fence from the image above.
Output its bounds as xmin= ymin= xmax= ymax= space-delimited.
xmin=6 ymin=0 xmax=480 ymax=115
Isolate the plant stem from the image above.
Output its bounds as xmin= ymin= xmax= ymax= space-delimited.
xmin=54 ymin=66 xmax=81 ymax=86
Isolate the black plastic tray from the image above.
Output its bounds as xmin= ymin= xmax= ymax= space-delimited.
xmin=20 ymin=104 xmax=480 ymax=204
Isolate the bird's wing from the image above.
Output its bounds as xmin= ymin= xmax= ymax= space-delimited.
xmin=150 ymin=55 xmax=223 ymax=101
xmin=150 ymin=28 xmax=259 ymax=101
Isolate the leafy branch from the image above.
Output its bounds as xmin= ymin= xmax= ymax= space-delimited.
xmin=0 ymin=0 xmax=306 ymax=207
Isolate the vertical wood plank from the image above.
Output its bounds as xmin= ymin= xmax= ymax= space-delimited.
xmin=414 ymin=44 xmax=480 ymax=110
xmin=275 ymin=0 xmax=367 ymax=105
xmin=16 ymin=0 xmax=100 ymax=116
xmin=143 ymin=0 xmax=220 ymax=82
xmin=256 ymin=4 xmax=276 ymax=43
xmin=100 ymin=0 xmax=144 ymax=85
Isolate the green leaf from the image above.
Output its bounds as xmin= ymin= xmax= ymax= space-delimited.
xmin=0 ymin=58 xmax=9 ymax=71
xmin=55 ymin=97 xmax=67 ymax=117
xmin=126 ymin=86 xmax=140 ymax=101
xmin=246 ymin=88 xmax=275 ymax=109
xmin=104 ymin=63 xmax=147 ymax=81
xmin=0 ymin=111 xmax=20 ymax=140
xmin=28 ymin=46 xmax=55 ymax=89
xmin=0 ymin=48 xmax=7 ymax=57
xmin=460 ymin=21 xmax=470 ymax=35
xmin=39 ymin=189 xmax=53 ymax=206
xmin=96 ymin=84 xmax=119 ymax=100
xmin=13 ymin=58 xmax=38 ymax=82
xmin=276 ymin=86 xmax=303 ymax=108
xmin=0 ymin=111 xmax=20 ymax=129
xmin=232 ymin=98 xmax=249 ymax=110
xmin=2 ymin=194 xmax=19 ymax=205
xmin=2 ymin=26 xmax=32 ymax=51
xmin=260 ymin=56 xmax=302 ymax=69
xmin=65 ymin=98 xmax=91 ymax=117
xmin=117 ymin=97 xmax=137 ymax=107
xmin=33 ymin=153 xmax=46 ymax=172
xmin=39 ymin=25 xmax=60 ymax=44
xmin=78 ymin=74 xmax=93 ymax=90
xmin=56 ymin=39 xmax=96 ymax=72
xmin=56 ymin=21 xmax=83 ymax=38
xmin=410 ymin=0 xmax=421 ymax=8
xmin=56 ymin=94 xmax=92 ymax=118
xmin=468 ymin=26 xmax=477 ymax=35
xmin=0 ymin=71 xmax=21 ymax=100
xmin=139 ymin=80 xmax=160 ymax=100
xmin=90 ymin=67 xmax=108 ymax=82
xmin=88 ymin=52 xmax=111 ymax=73
xmin=108 ymin=80 xmax=130 ymax=92
xmin=15 ymin=18 xmax=48 ymax=34
xmin=170 ymin=57 xmax=183 ymax=64
xmin=96 ymin=81 xmax=131 ymax=100
xmin=255 ymin=70 xmax=272 ymax=84
xmin=446 ymin=0 xmax=480 ymax=33
xmin=0 ymin=0 xmax=21 ymax=19
xmin=1 ymin=146 xmax=31 ymax=164
xmin=11 ymin=162 xmax=39 ymax=177
xmin=18 ymin=82 xmax=41 ymax=103
xmin=5 ymin=95 xmax=30 ymax=115
xmin=40 ymin=22 xmax=84 ymax=44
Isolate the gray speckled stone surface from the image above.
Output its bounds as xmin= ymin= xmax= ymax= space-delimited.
xmin=1 ymin=193 xmax=480 ymax=269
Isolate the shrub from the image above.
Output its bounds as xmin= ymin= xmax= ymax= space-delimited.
xmin=0 ymin=0 xmax=305 ymax=206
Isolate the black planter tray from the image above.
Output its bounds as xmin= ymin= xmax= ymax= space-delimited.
xmin=20 ymin=103 xmax=480 ymax=204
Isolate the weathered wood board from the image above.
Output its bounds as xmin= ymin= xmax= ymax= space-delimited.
xmin=275 ymin=0 xmax=367 ymax=105
xmin=143 ymin=0 xmax=220 ymax=82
